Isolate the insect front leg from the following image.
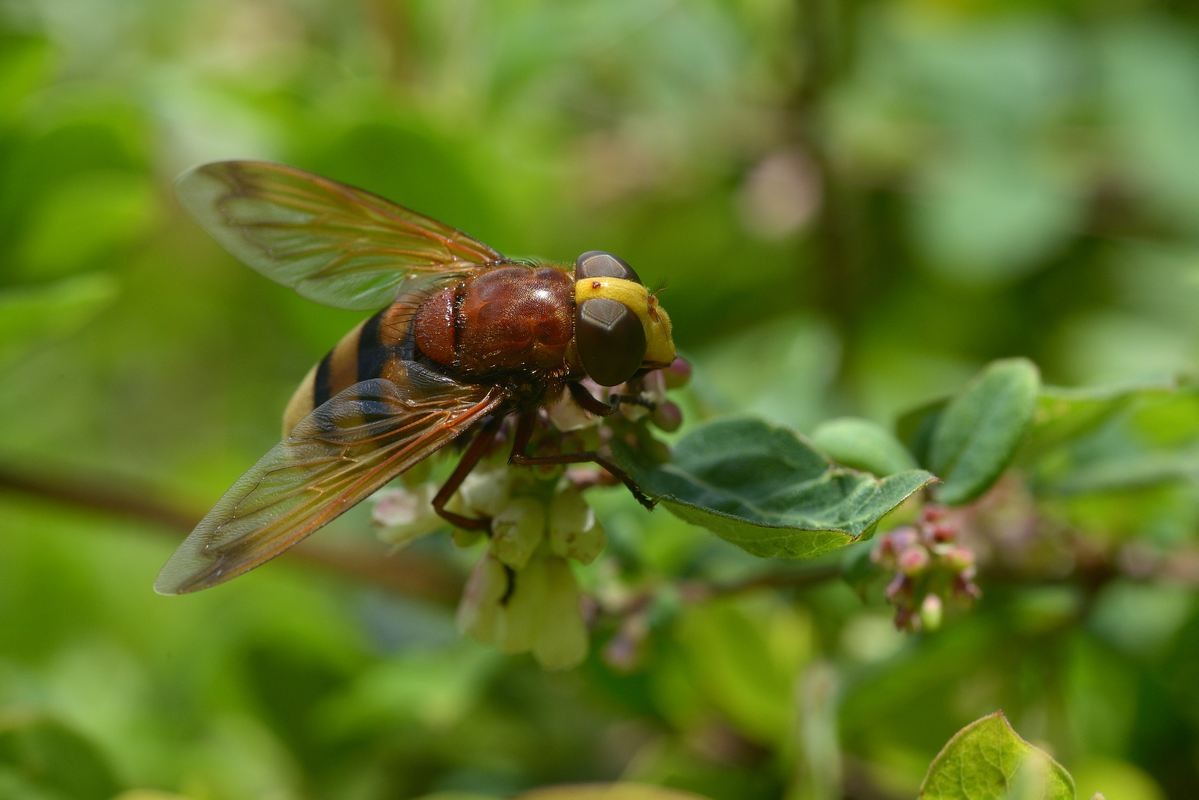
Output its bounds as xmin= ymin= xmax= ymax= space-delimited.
xmin=567 ymin=381 xmax=655 ymax=415
xmin=432 ymin=414 xmax=506 ymax=531
xmin=507 ymin=408 xmax=655 ymax=510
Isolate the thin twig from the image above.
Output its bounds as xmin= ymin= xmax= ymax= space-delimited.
xmin=0 ymin=466 xmax=463 ymax=606
xmin=595 ymin=562 xmax=845 ymax=624
xmin=706 ymin=562 xmax=844 ymax=597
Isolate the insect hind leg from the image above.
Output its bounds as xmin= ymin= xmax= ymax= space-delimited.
xmin=432 ymin=414 xmax=506 ymax=531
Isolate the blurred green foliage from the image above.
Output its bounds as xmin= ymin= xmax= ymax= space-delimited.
xmin=0 ymin=0 xmax=1197 ymax=798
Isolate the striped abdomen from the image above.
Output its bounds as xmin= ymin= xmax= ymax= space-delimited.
xmin=282 ymin=301 xmax=419 ymax=435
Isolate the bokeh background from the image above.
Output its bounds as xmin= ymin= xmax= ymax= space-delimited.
xmin=1 ymin=0 xmax=1197 ymax=798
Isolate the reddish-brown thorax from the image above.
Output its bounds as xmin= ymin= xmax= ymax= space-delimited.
xmin=414 ymin=264 xmax=576 ymax=378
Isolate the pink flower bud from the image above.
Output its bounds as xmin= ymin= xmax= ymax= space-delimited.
xmin=921 ymin=505 xmax=947 ymax=524
xmin=885 ymin=573 xmax=911 ymax=602
xmin=603 ymin=616 xmax=648 ymax=673
xmin=651 ymin=400 xmax=684 ymax=432
xmin=664 ymin=357 xmax=693 ymax=389
xmin=927 ymin=523 xmax=957 ymax=544
xmin=898 ymin=546 xmax=930 ymax=576
xmin=953 ymin=575 xmax=982 ymax=601
xmin=943 ymin=546 xmax=975 ymax=572
xmin=888 ymin=526 xmax=919 ymax=551
xmin=871 ymin=537 xmax=896 ymax=567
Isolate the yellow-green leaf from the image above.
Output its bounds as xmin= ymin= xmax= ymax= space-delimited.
xmin=920 ymin=711 xmax=1075 ymax=800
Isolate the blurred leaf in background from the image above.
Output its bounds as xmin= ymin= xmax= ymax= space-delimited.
xmin=0 ymin=0 xmax=1197 ymax=798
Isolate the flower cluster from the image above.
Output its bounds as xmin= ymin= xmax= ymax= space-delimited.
xmin=871 ymin=505 xmax=981 ymax=632
xmin=372 ymin=358 xmax=691 ymax=668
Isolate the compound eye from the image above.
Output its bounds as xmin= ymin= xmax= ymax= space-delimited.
xmin=575 ymin=250 xmax=641 ymax=284
xmin=576 ymin=298 xmax=647 ymax=386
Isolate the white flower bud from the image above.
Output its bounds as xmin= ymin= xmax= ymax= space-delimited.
xmin=458 ymin=547 xmax=590 ymax=669
xmin=457 ymin=552 xmax=508 ymax=644
xmin=458 ymin=464 xmax=511 ymax=518
xmin=532 ymin=557 xmax=588 ymax=670
xmin=372 ymin=484 xmax=442 ymax=547
xmin=497 ymin=552 xmax=548 ymax=654
xmin=919 ymin=594 xmax=944 ymax=632
xmin=491 ymin=497 xmax=546 ymax=570
xmin=548 ymin=487 xmax=606 ymax=565
xmin=640 ymin=369 xmax=668 ymax=403
xmin=547 ymin=386 xmax=601 ymax=432
xmin=619 ymin=401 xmax=651 ymax=422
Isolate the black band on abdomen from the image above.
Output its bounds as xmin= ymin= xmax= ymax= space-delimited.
xmin=356 ymin=309 xmax=388 ymax=382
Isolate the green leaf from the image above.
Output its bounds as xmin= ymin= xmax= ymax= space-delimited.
xmin=929 ymin=359 xmax=1040 ymax=505
xmin=1024 ymin=384 xmax=1167 ymax=457
xmin=19 ymin=171 xmax=158 ymax=278
xmin=613 ymin=418 xmax=935 ymax=560
xmin=694 ymin=316 xmax=840 ymax=429
xmin=518 ymin=785 xmax=710 ymax=800
xmin=0 ymin=274 xmax=119 ymax=362
xmin=1022 ymin=383 xmax=1199 ymax=496
xmin=912 ymin=147 xmax=1083 ymax=287
xmin=674 ymin=596 xmax=811 ymax=743
xmin=0 ymin=712 xmax=123 ymax=800
xmin=810 ymin=417 xmax=917 ymax=476
xmin=897 ymin=396 xmax=948 ymax=467
xmin=920 ymin=711 xmax=1074 ymax=800
xmin=0 ymin=33 xmax=52 ymax=120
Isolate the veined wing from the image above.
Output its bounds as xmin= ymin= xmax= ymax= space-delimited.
xmin=155 ymin=377 xmax=507 ymax=594
xmin=176 ymin=161 xmax=503 ymax=310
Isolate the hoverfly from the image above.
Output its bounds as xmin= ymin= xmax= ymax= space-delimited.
xmin=155 ymin=161 xmax=675 ymax=594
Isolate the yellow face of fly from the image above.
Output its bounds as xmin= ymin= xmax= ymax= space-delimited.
xmin=574 ymin=277 xmax=675 ymax=367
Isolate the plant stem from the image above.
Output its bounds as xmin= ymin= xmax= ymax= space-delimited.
xmin=0 ymin=465 xmax=463 ymax=606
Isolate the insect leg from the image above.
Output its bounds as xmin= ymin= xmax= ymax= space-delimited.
xmin=567 ymin=381 xmax=616 ymax=416
xmin=508 ymin=409 xmax=654 ymax=510
xmin=568 ymin=381 xmax=654 ymax=414
xmin=607 ymin=393 xmax=656 ymax=411
xmin=432 ymin=414 xmax=506 ymax=530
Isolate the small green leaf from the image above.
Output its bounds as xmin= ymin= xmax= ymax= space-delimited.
xmin=0 ymin=711 xmax=123 ymax=800
xmin=811 ymin=417 xmax=917 ymax=476
xmin=518 ymin=784 xmax=710 ymax=800
xmin=920 ymin=711 xmax=1075 ymax=800
xmin=929 ymin=358 xmax=1041 ymax=505
xmin=0 ymin=274 xmax=119 ymax=362
xmin=674 ymin=597 xmax=811 ymax=743
xmin=897 ymin=397 xmax=948 ymax=467
xmin=1024 ymin=385 xmax=1161 ymax=457
xmin=912 ymin=146 xmax=1083 ymax=287
xmin=613 ymin=418 xmax=935 ymax=560
xmin=1022 ymin=383 xmax=1199 ymax=496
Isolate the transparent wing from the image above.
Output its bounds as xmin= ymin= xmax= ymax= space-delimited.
xmin=176 ymin=160 xmax=503 ymax=310
xmin=155 ymin=377 xmax=507 ymax=594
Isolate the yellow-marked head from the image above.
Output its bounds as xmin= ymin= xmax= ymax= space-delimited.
xmin=573 ymin=251 xmax=676 ymax=386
